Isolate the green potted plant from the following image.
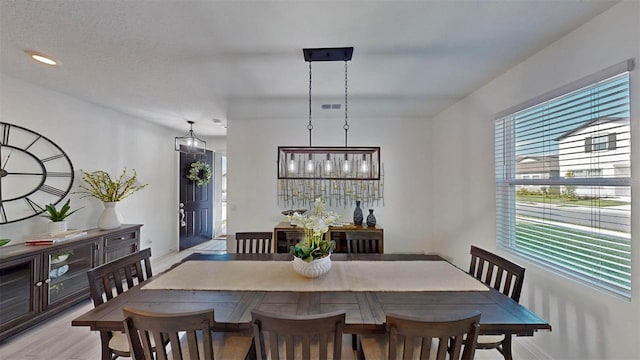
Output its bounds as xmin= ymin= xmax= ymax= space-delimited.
xmin=38 ymin=199 xmax=82 ymax=235
xmin=288 ymin=198 xmax=340 ymax=278
xmin=75 ymin=168 xmax=148 ymax=230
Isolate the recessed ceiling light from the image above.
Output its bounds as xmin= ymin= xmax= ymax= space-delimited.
xmin=24 ymin=50 xmax=57 ymax=66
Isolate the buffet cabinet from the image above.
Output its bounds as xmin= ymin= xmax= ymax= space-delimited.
xmin=0 ymin=224 xmax=142 ymax=342
xmin=274 ymin=222 xmax=384 ymax=253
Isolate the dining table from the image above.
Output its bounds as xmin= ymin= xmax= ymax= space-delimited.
xmin=72 ymin=253 xmax=551 ymax=339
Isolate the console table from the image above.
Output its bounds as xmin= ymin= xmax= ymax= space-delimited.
xmin=274 ymin=222 xmax=383 ymax=253
xmin=0 ymin=224 xmax=142 ymax=342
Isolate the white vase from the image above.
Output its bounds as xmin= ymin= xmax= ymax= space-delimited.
xmin=47 ymin=221 xmax=68 ymax=235
xmin=292 ymin=255 xmax=332 ymax=278
xmin=98 ymin=202 xmax=123 ymax=230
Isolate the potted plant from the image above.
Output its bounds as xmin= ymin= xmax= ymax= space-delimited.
xmin=75 ymin=168 xmax=148 ymax=230
xmin=288 ymin=198 xmax=340 ymax=278
xmin=38 ymin=199 xmax=82 ymax=235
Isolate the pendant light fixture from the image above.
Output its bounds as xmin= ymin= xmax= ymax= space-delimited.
xmin=277 ymin=47 xmax=384 ymax=208
xmin=175 ymin=120 xmax=206 ymax=153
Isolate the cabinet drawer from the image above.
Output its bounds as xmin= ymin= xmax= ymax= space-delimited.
xmin=104 ymin=230 xmax=138 ymax=247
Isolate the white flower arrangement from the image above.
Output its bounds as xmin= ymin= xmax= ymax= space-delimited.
xmin=288 ymin=198 xmax=340 ymax=262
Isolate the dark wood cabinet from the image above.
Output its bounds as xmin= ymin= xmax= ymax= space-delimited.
xmin=273 ymin=222 xmax=384 ymax=253
xmin=0 ymin=224 xmax=142 ymax=342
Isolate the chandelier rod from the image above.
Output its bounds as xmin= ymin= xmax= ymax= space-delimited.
xmin=308 ymin=61 xmax=313 ymax=147
xmin=344 ymin=60 xmax=349 ymax=147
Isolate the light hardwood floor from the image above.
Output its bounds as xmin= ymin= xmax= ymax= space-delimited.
xmin=0 ymin=240 xmax=513 ymax=359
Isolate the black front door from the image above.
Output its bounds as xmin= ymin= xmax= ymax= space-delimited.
xmin=179 ymin=150 xmax=213 ymax=250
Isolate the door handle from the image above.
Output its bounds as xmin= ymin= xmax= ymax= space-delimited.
xmin=179 ymin=203 xmax=186 ymax=227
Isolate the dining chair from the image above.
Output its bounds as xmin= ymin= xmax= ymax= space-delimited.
xmin=86 ymin=248 xmax=153 ymax=360
xmin=123 ymin=306 xmax=253 ymax=360
xmin=345 ymin=231 xmax=383 ymax=350
xmin=345 ymin=231 xmax=383 ymax=254
xmin=283 ymin=231 xmax=304 ymax=253
xmin=236 ymin=232 xmax=274 ymax=253
xmin=251 ymin=309 xmax=346 ymax=360
xmin=468 ymin=245 xmax=526 ymax=360
xmin=359 ymin=311 xmax=481 ymax=360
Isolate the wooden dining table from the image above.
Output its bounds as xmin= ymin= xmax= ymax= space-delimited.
xmin=72 ymin=253 xmax=551 ymax=338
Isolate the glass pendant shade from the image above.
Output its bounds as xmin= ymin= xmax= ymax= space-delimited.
xmin=175 ymin=121 xmax=206 ymax=153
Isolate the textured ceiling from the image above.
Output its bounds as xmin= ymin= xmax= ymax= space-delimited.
xmin=0 ymin=1 xmax=616 ymax=136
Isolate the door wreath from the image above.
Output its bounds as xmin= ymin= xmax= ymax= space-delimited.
xmin=187 ymin=161 xmax=212 ymax=186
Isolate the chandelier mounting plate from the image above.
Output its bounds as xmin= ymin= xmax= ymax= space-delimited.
xmin=303 ymin=47 xmax=353 ymax=62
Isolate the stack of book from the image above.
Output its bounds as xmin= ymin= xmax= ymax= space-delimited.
xmin=25 ymin=230 xmax=88 ymax=246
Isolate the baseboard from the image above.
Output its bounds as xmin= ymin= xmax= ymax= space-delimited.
xmin=515 ymin=337 xmax=554 ymax=360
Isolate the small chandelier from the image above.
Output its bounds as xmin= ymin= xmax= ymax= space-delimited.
xmin=277 ymin=47 xmax=384 ymax=208
xmin=175 ymin=120 xmax=206 ymax=153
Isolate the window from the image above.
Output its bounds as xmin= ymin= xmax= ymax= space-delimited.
xmin=586 ymin=133 xmax=616 ymax=152
xmin=495 ymin=60 xmax=633 ymax=298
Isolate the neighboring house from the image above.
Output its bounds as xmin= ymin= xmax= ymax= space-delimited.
xmin=556 ymin=117 xmax=630 ymax=198
xmin=516 ymin=155 xmax=559 ymax=191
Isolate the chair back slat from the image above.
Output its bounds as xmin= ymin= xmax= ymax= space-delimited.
xmin=123 ymin=306 xmax=217 ymax=360
xmin=252 ymin=309 xmax=346 ymax=360
xmin=236 ymin=232 xmax=273 ymax=254
xmin=469 ymin=245 xmax=525 ymax=302
xmin=87 ymin=248 xmax=152 ymax=306
xmin=386 ymin=311 xmax=481 ymax=360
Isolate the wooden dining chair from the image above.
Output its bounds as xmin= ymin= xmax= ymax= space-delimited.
xmin=251 ymin=309 xmax=346 ymax=360
xmin=345 ymin=231 xmax=383 ymax=254
xmin=345 ymin=231 xmax=383 ymax=349
xmin=283 ymin=231 xmax=304 ymax=253
xmin=236 ymin=232 xmax=274 ymax=253
xmin=123 ymin=306 xmax=253 ymax=360
xmin=86 ymin=248 xmax=153 ymax=360
xmin=468 ymin=245 xmax=526 ymax=360
xmin=359 ymin=311 xmax=481 ymax=360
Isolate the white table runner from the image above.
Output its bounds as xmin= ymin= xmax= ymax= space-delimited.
xmin=142 ymin=261 xmax=489 ymax=292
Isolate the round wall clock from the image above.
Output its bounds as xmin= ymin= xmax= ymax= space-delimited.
xmin=0 ymin=122 xmax=74 ymax=224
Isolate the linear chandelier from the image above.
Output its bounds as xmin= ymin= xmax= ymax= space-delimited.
xmin=175 ymin=120 xmax=206 ymax=153
xmin=277 ymin=47 xmax=384 ymax=208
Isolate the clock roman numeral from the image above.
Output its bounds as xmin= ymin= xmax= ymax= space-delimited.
xmin=39 ymin=185 xmax=66 ymax=197
xmin=47 ymin=172 xmax=72 ymax=177
xmin=25 ymin=197 xmax=41 ymax=214
xmin=0 ymin=203 xmax=6 ymax=224
xmin=24 ymin=135 xmax=42 ymax=151
xmin=41 ymin=154 xmax=65 ymax=163
xmin=1 ymin=124 xmax=9 ymax=145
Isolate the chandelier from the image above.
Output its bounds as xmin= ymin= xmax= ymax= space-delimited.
xmin=277 ymin=47 xmax=384 ymax=208
xmin=174 ymin=120 xmax=206 ymax=153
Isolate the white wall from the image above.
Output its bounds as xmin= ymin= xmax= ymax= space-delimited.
xmin=0 ymin=74 xmax=179 ymax=258
xmin=226 ymin=116 xmax=431 ymax=253
xmin=430 ymin=2 xmax=640 ymax=359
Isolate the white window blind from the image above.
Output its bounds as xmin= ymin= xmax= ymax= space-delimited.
xmin=495 ymin=60 xmax=633 ymax=298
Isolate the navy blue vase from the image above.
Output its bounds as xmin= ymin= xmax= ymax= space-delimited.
xmin=353 ymin=201 xmax=363 ymax=225
xmin=366 ymin=209 xmax=376 ymax=227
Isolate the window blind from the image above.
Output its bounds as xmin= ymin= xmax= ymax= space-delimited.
xmin=495 ymin=63 xmax=632 ymax=298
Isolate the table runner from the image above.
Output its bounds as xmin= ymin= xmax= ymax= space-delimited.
xmin=142 ymin=260 xmax=489 ymax=292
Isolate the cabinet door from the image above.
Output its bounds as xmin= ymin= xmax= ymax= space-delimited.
xmin=0 ymin=255 xmax=41 ymax=333
xmin=43 ymin=240 xmax=99 ymax=309
xmin=104 ymin=228 xmax=139 ymax=263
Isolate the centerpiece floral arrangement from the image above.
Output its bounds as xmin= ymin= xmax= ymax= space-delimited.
xmin=76 ymin=168 xmax=148 ymax=201
xmin=288 ymin=198 xmax=340 ymax=262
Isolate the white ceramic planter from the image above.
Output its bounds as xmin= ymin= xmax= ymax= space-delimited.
xmin=47 ymin=221 xmax=68 ymax=235
xmin=292 ymin=255 xmax=332 ymax=278
xmin=98 ymin=202 xmax=123 ymax=230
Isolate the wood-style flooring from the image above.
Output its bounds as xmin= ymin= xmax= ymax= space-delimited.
xmin=0 ymin=240 xmax=516 ymax=359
